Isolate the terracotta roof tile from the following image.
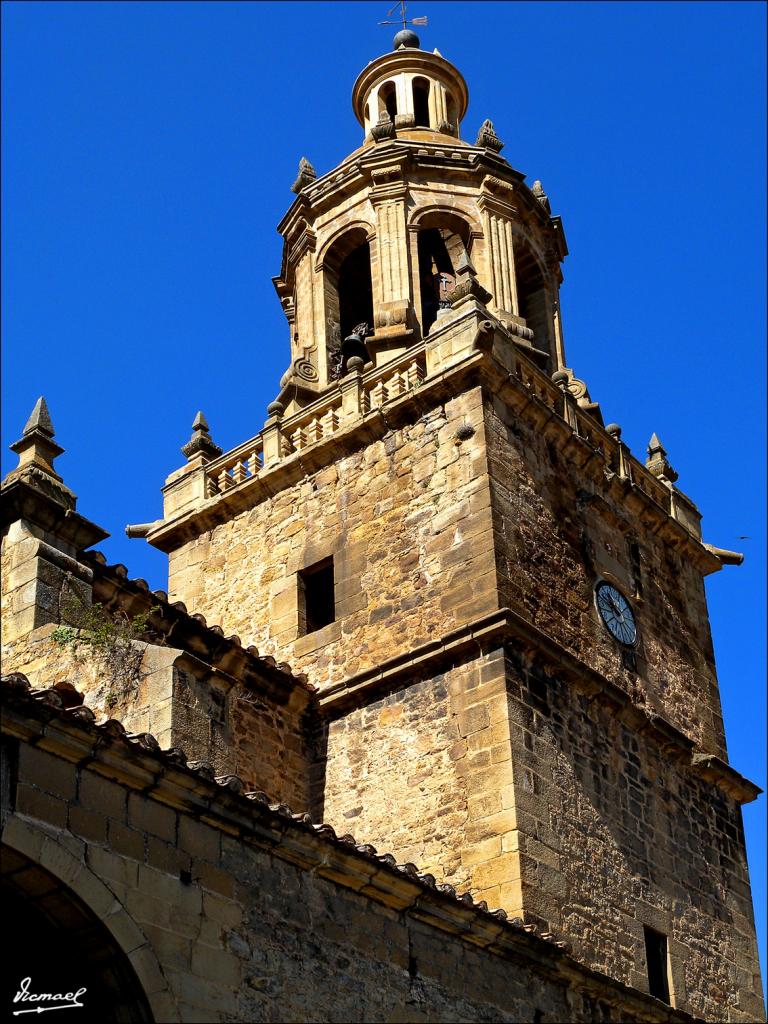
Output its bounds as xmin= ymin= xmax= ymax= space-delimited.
xmin=1 ymin=671 xmax=566 ymax=951
xmin=81 ymin=550 xmax=315 ymax=695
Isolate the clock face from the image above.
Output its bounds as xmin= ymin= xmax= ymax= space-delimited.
xmin=595 ymin=582 xmax=637 ymax=646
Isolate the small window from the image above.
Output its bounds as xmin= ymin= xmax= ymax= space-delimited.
xmin=643 ymin=926 xmax=670 ymax=1004
xmin=298 ymin=558 xmax=335 ymax=635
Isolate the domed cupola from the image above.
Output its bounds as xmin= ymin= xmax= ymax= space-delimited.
xmin=271 ymin=32 xmax=569 ymax=418
xmin=352 ymin=30 xmax=468 ymax=142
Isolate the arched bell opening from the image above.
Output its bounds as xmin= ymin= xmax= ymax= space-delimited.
xmin=515 ymin=238 xmax=555 ymax=365
xmin=415 ymin=213 xmax=473 ymax=335
xmin=1 ymin=845 xmax=154 ymax=1022
xmin=378 ymin=81 xmax=398 ymax=122
xmin=412 ymin=77 xmax=431 ymax=128
xmin=323 ymin=228 xmax=375 ymax=378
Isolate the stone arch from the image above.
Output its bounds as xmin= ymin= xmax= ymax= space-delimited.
xmin=410 ymin=208 xmax=483 ymax=335
xmin=2 ymin=816 xmax=178 ymax=1023
xmin=512 ymin=229 xmax=556 ymax=362
xmin=315 ymin=220 xmax=376 ymax=272
xmin=317 ymin=224 xmax=376 ymax=376
xmin=410 ymin=204 xmax=483 ymax=240
xmin=377 ymin=80 xmax=398 ymax=121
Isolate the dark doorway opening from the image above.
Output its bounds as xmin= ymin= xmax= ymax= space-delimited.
xmin=1 ymin=845 xmax=154 ymax=1023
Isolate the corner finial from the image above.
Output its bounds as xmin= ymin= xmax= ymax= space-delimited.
xmin=23 ymin=396 xmax=55 ymax=437
xmin=475 ymin=120 xmax=504 ymax=153
xmin=4 ymin=396 xmax=75 ymax=506
xmin=181 ymin=410 xmax=223 ymax=462
xmin=291 ymin=157 xmax=317 ymax=194
xmin=646 ymin=433 xmax=679 ymax=483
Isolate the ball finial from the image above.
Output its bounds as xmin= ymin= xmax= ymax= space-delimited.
xmin=393 ymin=28 xmax=420 ymax=49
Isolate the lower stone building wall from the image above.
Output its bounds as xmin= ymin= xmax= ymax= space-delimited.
xmin=171 ymin=660 xmax=313 ymax=810
xmin=1 ymin=702 xmax=701 ymax=1024
xmin=502 ymin=648 xmax=765 ymax=1023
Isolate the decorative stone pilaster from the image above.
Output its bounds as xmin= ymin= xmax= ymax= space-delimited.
xmin=369 ymin=163 xmax=413 ymax=343
xmin=477 ymin=177 xmax=519 ymax=324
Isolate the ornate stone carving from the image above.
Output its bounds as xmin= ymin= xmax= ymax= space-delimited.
xmin=504 ymin=320 xmax=535 ymax=343
xmin=450 ymin=252 xmax=492 ymax=308
xmin=645 ymin=433 xmax=679 ymax=483
xmin=394 ymin=112 xmax=416 ymax=129
xmin=475 ymin=119 xmax=504 ymax=152
xmin=293 ymin=357 xmax=319 ymax=383
xmin=531 ymin=180 xmax=551 ymax=214
xmin=371 ymin=111 xmax=395 ymax=143
xmin=291 ymin=157 xmax=317 ymax=194
xmin=437 ymin=119 xmax=455 ymax=136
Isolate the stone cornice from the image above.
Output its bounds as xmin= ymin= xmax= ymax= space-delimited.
xmin=317 ymin=607 xmax=761 ymax=806
xmin=149 ymin=332 xmax=722 ymax=579
xmin=0 ymin=478 xmax=109 ymax=550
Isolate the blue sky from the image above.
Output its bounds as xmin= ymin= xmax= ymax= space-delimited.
xmin=2 ymin=0 xmax=765 ymax=991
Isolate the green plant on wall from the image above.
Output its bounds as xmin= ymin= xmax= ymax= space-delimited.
xmin=52 ymin=576 xmax=152 ymax=708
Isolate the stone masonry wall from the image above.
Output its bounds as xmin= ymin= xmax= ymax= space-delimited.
xmin=167 ymin=386 xmax=498 ymax=691
xmin=484 ymin=393 xmax=728 ymax=755
xmin=2 ymin=725 xmax=692 ymax=1024
xmin=319 ymin=647 xmax=520 ymax=904
xmin=0 ymin=629 xmax=313 ymax=812
xmin=502 ymin=648 xmax=764 ymax=1023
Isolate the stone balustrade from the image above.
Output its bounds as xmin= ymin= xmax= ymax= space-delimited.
xmin=205 ymin=438 xmax=265 ymax=497
xmin=508 ymin=355 xmax=701 ymax=539
xmin=202 ymin=351 xmax=427 ymax=498
xmin=186 ymin=336 xmax=698 ymax=544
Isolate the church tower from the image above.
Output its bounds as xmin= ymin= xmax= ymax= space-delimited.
xmin=133 ymin=30 xmax=763 ymax=1022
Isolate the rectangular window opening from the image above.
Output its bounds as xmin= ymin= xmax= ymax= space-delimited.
xmin=643 ymin=925 xmax=670 ymax=1004
xmin=298 ymin=558 xmax=335 ymax=636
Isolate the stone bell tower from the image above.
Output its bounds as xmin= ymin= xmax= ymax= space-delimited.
xmin=134 ymin=29 xmax=764 ymax=1023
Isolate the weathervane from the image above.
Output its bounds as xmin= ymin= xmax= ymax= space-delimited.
xmin=378 ymin=1 xmax=427 ymax=31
